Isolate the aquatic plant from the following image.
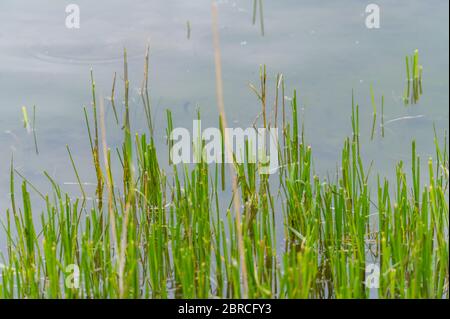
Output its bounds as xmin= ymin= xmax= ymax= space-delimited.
xmin=0 ymin=49 xmax=448 ymax=299
xmin=404 ymin=49 xmax=424 ymax=105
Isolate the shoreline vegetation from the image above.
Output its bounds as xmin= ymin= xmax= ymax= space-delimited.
xmin=0 ymin=46 xmax=448 ymax=299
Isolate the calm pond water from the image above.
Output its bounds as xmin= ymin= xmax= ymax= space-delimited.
xmin=0 ymin=0 xmax=448 ymax=250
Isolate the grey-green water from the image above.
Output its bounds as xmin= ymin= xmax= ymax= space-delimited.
xmin=0 ymin=0 xmax=448 ymax=250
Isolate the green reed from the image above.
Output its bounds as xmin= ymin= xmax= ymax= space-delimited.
xmin=0 ymin=50 xmax=448 ymax=300
xmin=404 ymin=49 xmax=423 ymax=105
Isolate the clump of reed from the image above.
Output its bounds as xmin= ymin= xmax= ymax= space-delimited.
xmin=403 ymin=49 xmax=424 ymax=105
xmin=0 ymin=49 xmax=448 ymax=299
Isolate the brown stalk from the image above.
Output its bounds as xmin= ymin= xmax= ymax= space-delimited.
xmin=211 ymin=1 xmax=249 ymax=298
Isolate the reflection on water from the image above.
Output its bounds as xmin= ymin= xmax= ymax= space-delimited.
xmin=0 ymin=0 xmax=448 ymax=250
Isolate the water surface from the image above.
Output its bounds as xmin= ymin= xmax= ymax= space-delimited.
xmin=0 ymin=0 xmax=448 ymax=249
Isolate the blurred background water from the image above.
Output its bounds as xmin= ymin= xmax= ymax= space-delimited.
xmin=0 ymin=0 xmax=448 ymax=250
